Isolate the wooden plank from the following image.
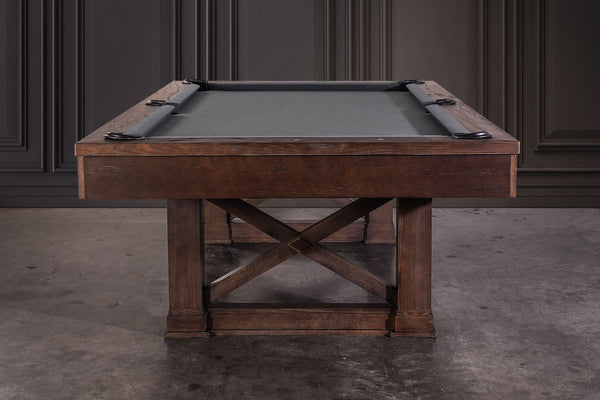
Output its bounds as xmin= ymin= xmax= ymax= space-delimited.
xmin=77 ymin=157 xmax=86 ymax=199
xmin=76 ymin=137 xmax=519 ymax=157
xmin=231 ymin=220 xmax=365 ymax=243
xmin=302 ymin=245 xmax=396 ymax=305
xmin=227 ymin=199 xmax=366 ymax=243
xmin=210 ymin=198 xmax=299 ymax=242
xmin=210 ymin=198 xmax=395 ymax=302
xmin=79 ymin=154 xmax=516 ymax=199
xmin=208 ymin=198 xmax=391 ymax=301
xmin=391 ymin=198 xmax=436 ymax=338
xmin=204 ymin=201 xmax=231 ymax=244
xmin=209 ymin=329 xmax=389 ymax=336
xmin=365 ymin=200 xmax=395 ymax=243
xmin=208 ymin=303 xmax=392 ymax=331
xmin=211 ymin=198 xmax=387 ymax=244
xmin=297 ymin=198 xmax=392 ymax=243
xmin=230 ymin=201 xmax=391 ymax=244
xmin=212 ymin=198 xmax=388 ymax=245
xmin=166 ymin=199 xmax=208 ymax=333
xmin=209 ymin=244 xmax=297 ymax=302
xmin=510 ymin=155 xmax=518 ymax=197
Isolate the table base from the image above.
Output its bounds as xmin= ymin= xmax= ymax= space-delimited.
xmin=165 ymin=198 xmax=436 ymax=338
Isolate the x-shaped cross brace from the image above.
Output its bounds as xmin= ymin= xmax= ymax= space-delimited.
xmin=208 ymin=198 xmax=398 ymax=305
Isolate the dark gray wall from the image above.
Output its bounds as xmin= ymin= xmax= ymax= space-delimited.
xmin=1 ymin=0 xmax=599 ymax=207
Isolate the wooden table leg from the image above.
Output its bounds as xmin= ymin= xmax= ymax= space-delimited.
xmin=365 ymin=200 xmax=396 ymax=244
xmin=165 ymin=199 xmax=209 ymax=338
xmin=391 ymin=198 xmax=436 ymax=338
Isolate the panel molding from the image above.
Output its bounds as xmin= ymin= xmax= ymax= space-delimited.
xmin=210 ymin=0 xmax=237 ymax=80
xmin=338 ymin=0 xmax=391 ymax=81
xmin=228 ymin=0 xmax=238 ymax=80
xmin=358 ymin=0 xmax=370 ymax=80
xmin=345 ymin=0 xmax=369 ymax=80
xmin=203 ymin=0 xmax=215 ymax=80
xmin=324 ymin=0 xmax=335 ymax=79
xmin=479 ymin=0 xmax=489 ymax=117
xmin=478 ymin=0 xmax=487 ymax=115
xmin=379 ymin=0 xmax=391 ymax=80
xmin=0 ymin=0 xmax=27 ymax=150
xmin=534 ymin=0 xmax=600 ymax=152
xmin=169 ymin=0 xmax=237 ymax=82
xmin=536 ymin=139 xmax=600 ymax=152
xmin=51 ymin=0 xmax=85 ymax=172
xmin=1 ymin=0 xmax=599 ymax=206
xmin=171 ymin=0 xmax=182 ymax=78
xmin=0 ymin=0 xmax=45 ymax=172
xmin=482 ymin=0 xmax=509 ymax=131
xmin=517 ymin=0 xmax=600 ymax=174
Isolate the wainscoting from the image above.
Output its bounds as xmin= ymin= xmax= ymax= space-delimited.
xmin=1 ymin=0 xmax=599 ymax=207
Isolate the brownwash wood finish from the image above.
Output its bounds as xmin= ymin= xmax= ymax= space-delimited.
xmin=75 ymin=80 xmax=519 ymax=338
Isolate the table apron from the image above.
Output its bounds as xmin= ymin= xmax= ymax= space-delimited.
xmin=78 ymin=154 xmax=516 ymax=199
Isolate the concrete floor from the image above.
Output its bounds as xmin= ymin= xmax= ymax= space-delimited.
xmin=0 ymin=207 xmax=599 ymax=399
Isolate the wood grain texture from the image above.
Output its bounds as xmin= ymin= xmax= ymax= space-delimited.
xmin=365 ymin=200 xmax=395 ymax=243
xmin=76 ymin=137 xmax=519 ymax=156
xmin=207 ymin=303 xmax=393 ymax=331
xmin=283 ymin=198 xmax=392 ymax=244
xmin=210 ymin=198 xmax=298 ymax=241
xmin=209 ymin=244 xmax=297 ymax=302
xmin=77 ymin=157 xmax=85 ymax=199
xmin=231 ymin=220 xmax=365 ymax=243
xmin=392 ymin=198 xmax=435 ymax=338
xmin=207 ymin=198 xmax=393 ymax=302
xmin=227 ymin=200 xmax=391 ymax=244
xmin=212 ymin=199 xmax=392 ymax=302
xmin=204 ymin=201 xmax=231 ymax=244
xmin=165 ymin=315 xmax=210 ymax=337
xmin=167 ymin=199 xmax=207 ymax=332
xmin=79 ymin=154 xmax=515 ymax=199
xmin=510 ymin=155 xmax=518 ymax=197
xmin=302 ymin=245 xmax=397 ymax=305
xmin=207 ymin=329 xmax=390 ymax=336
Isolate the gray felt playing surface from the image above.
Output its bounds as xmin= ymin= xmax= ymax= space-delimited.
xmin=145 ymin=90 xmax=450 ymax=138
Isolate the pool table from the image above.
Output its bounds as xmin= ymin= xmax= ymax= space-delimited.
xmin=75 ymin=80 xmax=519 ymax=338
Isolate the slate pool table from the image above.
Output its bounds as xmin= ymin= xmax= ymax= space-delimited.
xmin=75 ymin=80 xmax=519 ymax=338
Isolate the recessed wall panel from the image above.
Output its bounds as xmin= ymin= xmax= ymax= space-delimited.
xmin=544 ymin=0 xmax=600 ymax=143
xmin=83 ymin=0 xmax=172 ymax=136
xmin=0 ymin=0 xmax=20 ymax=145
xmin=237 ymin=0 xmax=326 ymax=80
xmin=390 ymin=0 xmax=482 ymax=109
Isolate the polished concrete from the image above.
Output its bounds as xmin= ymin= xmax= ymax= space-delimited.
xmin=0 ymin=207 xmax=599 ymax=399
